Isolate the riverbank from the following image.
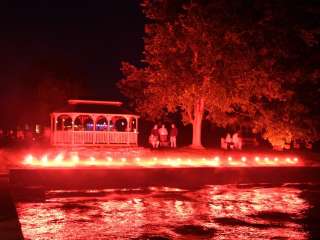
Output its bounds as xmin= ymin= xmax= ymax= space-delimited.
xmin=1 ymin=146 xmax=320 ymax=174
xmin=0 ymin=175 xmax=24 ymax=240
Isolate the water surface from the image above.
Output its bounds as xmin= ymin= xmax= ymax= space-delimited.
xmin=16 ymin=184 xmax=320 ymax=239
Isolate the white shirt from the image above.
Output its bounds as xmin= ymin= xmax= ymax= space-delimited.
xmin=159 ymin=127 xmax=168 ymax=135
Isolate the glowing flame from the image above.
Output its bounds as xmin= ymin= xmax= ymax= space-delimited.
xmin=207 ymin=157 xmax=220 ymax=166
xmin=88 ymin=156 xmax=96 ymax=165
xmin=21 ymin=152 xmax=301 ymax=168
xmin=54 ymin=153 xmax=64 ymax=163
xmin=264 ymin=157 xmax=273 ymax=165
xmin=24 ymin=155 xmax=33 ymax=165
xmin=71 ymin=154 xmax=80 ymax=164
xmin=286 ymin=157 xmax=298 ymax=164
xmin=41 ymin=155 xmax=49 ymax=166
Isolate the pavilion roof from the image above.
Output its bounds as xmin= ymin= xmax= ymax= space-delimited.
xmin=52 ymin=99 xmax=138 ymax=116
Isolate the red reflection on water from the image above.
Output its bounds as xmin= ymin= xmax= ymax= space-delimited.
xmin=16 ymin=185 xmax=310 ymax=240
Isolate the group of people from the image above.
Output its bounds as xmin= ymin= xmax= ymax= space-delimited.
xmin=0 ymin=128 xmax=32 ymax=146
xmin=0 ymin=126 xmax=51 ymax=147
xmin=149 ymin=124 xmax=178 ymax=149
xmin=221 ymin=132 xmax=242 ymax=150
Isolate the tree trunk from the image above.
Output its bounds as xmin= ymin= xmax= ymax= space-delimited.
xmin=190 ymin=98 xmax=204 ymax=149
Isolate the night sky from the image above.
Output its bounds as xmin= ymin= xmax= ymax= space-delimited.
xmin=0 ymin=0 xmax=144 ymax=126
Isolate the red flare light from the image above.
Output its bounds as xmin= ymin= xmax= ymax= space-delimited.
xmin=24 ymin=155 xmax=33 ymax=165
xmin=41 ymin=155 xmax=49 ymax=166
xmin=21 ymin=153 xmax=301 ymax=168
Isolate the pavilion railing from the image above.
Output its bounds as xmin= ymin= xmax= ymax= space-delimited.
xmin=52 ymin=130 xmax=138 ymax=145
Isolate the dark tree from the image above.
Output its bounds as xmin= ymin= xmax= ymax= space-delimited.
xmin=119 ymin=0 xmax=320 ymax=148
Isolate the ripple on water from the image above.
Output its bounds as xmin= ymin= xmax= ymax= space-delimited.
xmin=15 ymin=184 xmax=315 ymax=240
xmin=59 ymin=202 xmax=93 ymax=211
xmin=173 ymin=224 xmax=216 ymax=237
xmin=215 ymin=217 xmax=283 ymax=229
xmin=251 ymin=211 xmax=298 ymax=222
xmin=132 ymin=234 xmax=172 ymax=240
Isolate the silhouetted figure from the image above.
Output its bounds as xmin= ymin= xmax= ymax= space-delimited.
xmin=159 ymin=124 xmax=168 ymax=147
xmin=169 ymin=124 xmax=178 ymax=148
xmin=232 ymin=132 xmax=242 ymax=150
xmin=226 ymin=133 xmax=233 ymax=150
xmin=149 ymin=125 xmax=160 ymax=148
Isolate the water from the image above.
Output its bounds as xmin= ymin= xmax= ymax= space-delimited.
xmin=16 ymin=184 xmax=320 ymax=240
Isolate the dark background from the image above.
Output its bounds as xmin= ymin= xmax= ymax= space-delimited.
xmin=0 ymin=0 xmax=144 ymax=127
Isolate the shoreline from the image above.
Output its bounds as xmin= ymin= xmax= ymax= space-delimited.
xmin=0 ymin=175 xmax=24 ymax=240
xmin=1 ymin=146 xmax=320 ymax=174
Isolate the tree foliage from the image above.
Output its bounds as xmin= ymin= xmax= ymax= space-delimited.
xmin=119 ymin=0 xmax=320 ymax=147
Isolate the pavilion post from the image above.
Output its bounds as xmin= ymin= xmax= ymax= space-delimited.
xmin=135 ymin=117 xmax=139 ymax=145
xmin=135 ymin=117 xmax=139 ymax=132
xmin=107 ymin=116 xmax=111 ymax=145
xmin=50 ymin=114 xmax=53 ymax=145
xmin=92 ymin=114 xmax=96 ymax=144
xmin=128 ymin=116 xmax=133 ymax=131
xmin=54 ymin=114 xmax=58 ymax=145
xmin=125 ymin=116 xmax=130 ymax=145
xmin=71 ymin=114 xmax=75 ymax=145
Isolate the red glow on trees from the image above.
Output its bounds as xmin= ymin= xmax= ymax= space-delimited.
xmin=119 ymin=0 xmax=319 ymax=149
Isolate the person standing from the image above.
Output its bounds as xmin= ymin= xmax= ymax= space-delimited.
xmin=158 ymin=124 xmax=168 ymax=146
xmin=232 ymin=132 xmax=241 ymax=150
xmin=169 ymin=123 xmax=178 ymax=148
xmin=226 ymin=133 xmax=233 ymax=150
xmin=149 ymin=124 xmax=160 ymax=148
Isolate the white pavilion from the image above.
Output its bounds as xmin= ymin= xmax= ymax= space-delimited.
xmin=50 ymin=99 xmax=139 ymax=146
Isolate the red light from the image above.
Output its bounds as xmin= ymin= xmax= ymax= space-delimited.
xmin=20 ymin=151 xmax=302 ymax=168
xmin=24 ymin=155 xmax=33 ymax=165
xmin=88 ymin=157 xmax=96 ymax=165
xmin=214 ymin=156 xmax=220 ymax=161
xmin=41 ymin=155 xmax=49 ymax=166
xmin=54 ymin=153 xmax=64 ymax=163
xmin=71 ymin=154 xmax=80 ymax=164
